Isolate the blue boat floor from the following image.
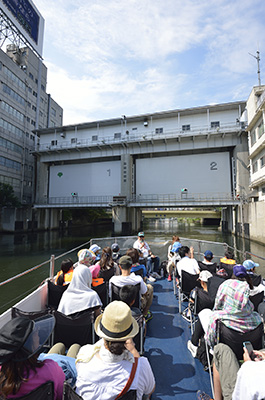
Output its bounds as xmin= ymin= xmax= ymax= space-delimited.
xmin=144 ymin=278 xmax=212 ymax=400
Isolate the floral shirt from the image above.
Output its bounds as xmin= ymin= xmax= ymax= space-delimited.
xmin=205 ymin=279 xmax=262 ymax=347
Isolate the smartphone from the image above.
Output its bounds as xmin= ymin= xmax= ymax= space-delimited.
xmin=243 ymin=341 xmax=254 ymax=359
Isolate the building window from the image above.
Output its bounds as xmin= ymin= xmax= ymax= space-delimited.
xmin=114 ymin=132 xmax=121 ymax=139
xmin=155 ymin=128 xmax=163 ymax=134
xmin=262 ymin=187 xmax=265 ymax=195
xmin=41 ymin=84 xmax=45 ymax=91
xmin=258 ymin=123 xmax=264 ymax=139
xmin=252 ymin=161 xmax=258 ymax=173
xmin=92 ymin=135 xmax=98 ymax=141
xmin=31 ymin=120 xmax=36 ymax=126
xmin=1 ymin=101 xmax=24 ymax=122
xmin=182 ymin=124 xmax=190 ymax=131
xmin=132 ymin=127 xmax=138 ymax=131
xmin=250 ymin=129 xmax=256 ymax=146
xmin=28 ymin=87 xmax=32 ymax=93
xmin=51 ymin=107 xmax=56 ymax=117
xmin=2 ymin=84 xmax=26 ymax=107
xmin=211 ymin=121 xmax=220 ymax=128
xmin=32 ymin=105 xmax=37 ymax=111
xmin=71 ymin=138 xmax=77 ymax=144
xmin=0 ymin=156 xmax=21 ymax=170
xmin=33 ymin=91 xmax=37 ymax=97
xmin=51 ymin=140 xmax=57 ymax=146
xmin=260 ymin=156 xmax=265 ymax=168
xmin=29 ymin=72 xmax=34 ymax=80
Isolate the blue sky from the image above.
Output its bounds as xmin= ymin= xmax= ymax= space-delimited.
xmin=33 ymin=0 xmax=265 ymax=126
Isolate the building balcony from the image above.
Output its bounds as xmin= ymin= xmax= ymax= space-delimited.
xmin=34 ymin=122 xmax=244 ymax=154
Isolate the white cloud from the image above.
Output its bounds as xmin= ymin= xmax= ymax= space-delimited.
xmin=33 ymin=0 xmax=265 ymax=125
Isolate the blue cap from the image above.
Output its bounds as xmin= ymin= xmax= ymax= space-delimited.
xmin=204 ymin=250 xmax=213 ymax=258
xmin=172 ymin=242 xmax=182 ymax=252
xmin=233 ymin=264 xmax=247 ymax=278
xmin=138 ymin=232 xmax=145 ymax=237
xmin=243 ymin=260 xmax=259 ymax=270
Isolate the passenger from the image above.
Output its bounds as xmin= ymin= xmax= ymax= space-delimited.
xmin=212 ymin=343 xmax=265 ymax=400
xmin=219 ymin=250 xmax=236 ymax=278
xmin=75 ymin=301 xmax=155 ymax=400
xmin=183 ymin=270 xmax=213 ymax=321
xmin=243 ymin=259 xmax=264 ymax=291
xmin=55 ymin=258 xmax=74 ymax=286
xmin=133 ymin=232 xmax=161 ymax=279
xmin=111 ymin=243 xmax=121 ymax=262
xmin=74 ymin=249 xmax=96 ymax=269
xmin=177 ymin=246 xmax=200 ymax=278
xmin=126 ymin=248 xmax=148 ymax=280
xmin=90 ymin=246 xmax=119 ymax=281
xmin=119 ymin=284 xmax=142 ymax=316
xmin=167 ymin=235 xmax=181 ymax=282
xmin=0 ymin=315 xmax=64 ymax=399
xmin=58 ymin=264 xmax=102 ymax=318
xmin=187 ymin=265 xmax=262 ymax=357
xmin=89 ymin=244 xmax=101 ymax=263
xmin=198 ymin=250 xmax=218 ymax=275
xmin=109 ymin=255 xmax=154 ymax=321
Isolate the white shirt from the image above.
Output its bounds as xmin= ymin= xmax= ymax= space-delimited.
xmin=76 ymin=352 xmax=155 ymax=400
xmin=109 ymin=273 xmax=147 ymax=296
xmin=133 ymin=239 xmax=150 ymax=259
xmin=177 ymin=256 xmax=200 ymax=277
xmin=232 ymin=359 xmax=265 ymax=400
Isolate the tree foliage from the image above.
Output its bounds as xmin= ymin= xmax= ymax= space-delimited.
xmin=0 ymin=183 xmax=21 ymax=208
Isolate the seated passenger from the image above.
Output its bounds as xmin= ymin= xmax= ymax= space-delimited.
xmin=0 ymin=315 xmax=64 ymax=399
xmin=58 ymin=263 xmax=102 ymax=317
xmin=187 ymin=265 xmax=262 ymax=357
xmin=219 ymin=250 xmax=236 ymax=278
xmin=177 ymin=246 xmax=200 ymax=278
xmin=126 ymin=248 xmax=148 ymax=280
xmin=183 ymin=270 xmax=213 ymax=321
xmin=109 ymin=255 xmax=153 ymax=321
xmin=213 ymin=343 xmax=265 ymax=400
xmin=89 ymin=244 xmax=101 ymax=263
xmin=243 ymin=259 xmax=264 ymax=292
xmin=133 ymin=232 xmax=161 ymax=279
xmin=90 ymin=246 xmax=119 ymax=281
xmin=198 ymin=250 xmax=217 ymax=275
xmin=75 ymin=301 xmax=155 ymax=400
xmin=120 ymin=284 xmax=142 ymax=317
xmin=55 ymin=258 xmax=74 ymax=286
xmin=74 ymin=248 xmax=96 ymax=269
xmin=111 ymin=243 xmax=121 ymax=262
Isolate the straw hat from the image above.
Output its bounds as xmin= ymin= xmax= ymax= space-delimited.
xmin=95 ymin=301 xmax=139 ymax=341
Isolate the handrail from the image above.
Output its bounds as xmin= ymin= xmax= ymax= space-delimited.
xmin=0 ymin=236 xmax=264 ymax=289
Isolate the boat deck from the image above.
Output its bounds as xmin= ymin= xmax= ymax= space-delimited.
xmin=146 ymin=277 xmax=211 ymax=400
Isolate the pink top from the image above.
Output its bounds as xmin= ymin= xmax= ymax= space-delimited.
xmin=6 ymin=359 xmax=65 ymax=399
xmin=89 ymin=263 xmax=100 ymax=279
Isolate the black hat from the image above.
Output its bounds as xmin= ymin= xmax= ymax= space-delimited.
xmin=0 ymin=314 xmax=55 ymax=364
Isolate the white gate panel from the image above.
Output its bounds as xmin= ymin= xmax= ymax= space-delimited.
xmin=136 ymin=152 xmax=231 ymax=196
xmin=49 ymin=161 xmax=121 ymax=197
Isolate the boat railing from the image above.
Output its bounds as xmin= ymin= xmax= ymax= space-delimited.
xmin=0 ymin=235 xmax=264 ymax=315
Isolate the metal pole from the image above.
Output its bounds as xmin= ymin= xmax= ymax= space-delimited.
xmin=49 ymin=255 xmax=55 ymax=279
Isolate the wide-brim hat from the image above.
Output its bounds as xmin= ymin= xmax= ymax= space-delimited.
xmin=0 ymin=314 xmax=55 ymax=364
xmin=95 ymin=301 xmax=139 ymax=341
xmin=198 ymin=270 xmax=213 ymax=282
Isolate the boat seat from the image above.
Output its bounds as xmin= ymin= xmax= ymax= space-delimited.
xmin=249 ymin=291 xmax=264 ymax=311
xmin=47 ymin=280 xmax=69 ymax=309
xmin=53 ymin=309 xmax=95 ymax=348
xmin=63 ymin=382 xmax=83 ymax=400
xmin=178 ymin=270 xmax=199 ymax=314
xmin=110 ymin=282 xmax=141 ymax=309
xmin=14 ymin=381 xmax=54 ymax=400
xmin=190 ymin=288 xmax=214 ymax=334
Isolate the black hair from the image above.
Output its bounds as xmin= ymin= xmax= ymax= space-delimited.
xmin=104 ymin=340 xmax=126 ymax=355
xmin=225 ymin=250 xmax=234 ymax=259
xmin=126 ymin=248 xmax=139 ymax=264
xmin=57 ymin=258 xmax=73 ymax=286
xmin=179 ymin=246 xmax=189 ymax=259
xmin=231 ymin=273 xmax=253 ymax=290
xmin=119 ymin=285 xmax=137 ymax=307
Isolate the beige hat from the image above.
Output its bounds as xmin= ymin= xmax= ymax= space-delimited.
xmin=94 ymin=301 xmax=139 ymax=341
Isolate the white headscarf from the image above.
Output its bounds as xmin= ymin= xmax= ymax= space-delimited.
xmin=58 ymin=264 xmax=102 ymax=315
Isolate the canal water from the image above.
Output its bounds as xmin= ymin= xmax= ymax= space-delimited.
xmin=0 ymin=219 xmax=265 ymax=314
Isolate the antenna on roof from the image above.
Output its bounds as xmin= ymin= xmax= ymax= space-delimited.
xmin=249 ymin=50 xmax=261 ymax=86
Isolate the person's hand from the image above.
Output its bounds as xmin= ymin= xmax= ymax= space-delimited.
xmin=252 ymin=350 xmax=265 ymax=362
xmin=243 ymin=346 xmax=252 ymax=362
